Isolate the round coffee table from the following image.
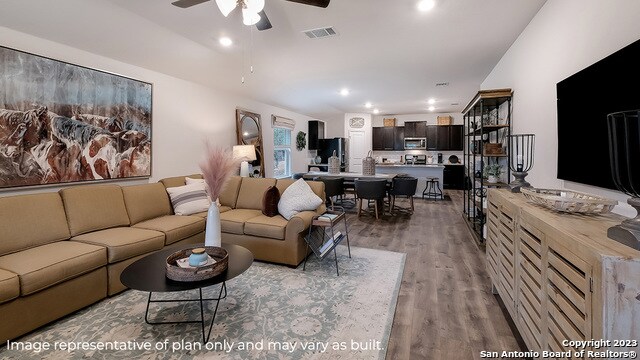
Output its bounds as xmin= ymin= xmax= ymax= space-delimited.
xmin=120 ymin=243 xmax=253 ymax=343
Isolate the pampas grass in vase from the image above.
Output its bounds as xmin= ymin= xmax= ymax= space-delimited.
xmin=200 ymin=144 xmax=240 ymax=247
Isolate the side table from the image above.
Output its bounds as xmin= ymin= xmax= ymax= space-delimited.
xmin=303 ymin=207 xmax=351 ymax=276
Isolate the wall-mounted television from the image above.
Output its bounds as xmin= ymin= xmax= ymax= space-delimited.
xmin=557 ymin=38 xmax=640 ymax=190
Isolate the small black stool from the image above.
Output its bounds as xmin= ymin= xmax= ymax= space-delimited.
xmin=422 ymin=177 xmax=443 ymax=200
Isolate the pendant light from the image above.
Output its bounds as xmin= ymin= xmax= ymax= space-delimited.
xmin=215 ymin=0 xmax=236 ymax=17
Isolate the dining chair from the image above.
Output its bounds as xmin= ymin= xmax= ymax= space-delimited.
xmin=320 ymin=177 xmax=345 ymax=210
xmin=389 ymin=176 xmax=418 ymax=213
xmin=354 ymin=179 xmax=388 ymax=219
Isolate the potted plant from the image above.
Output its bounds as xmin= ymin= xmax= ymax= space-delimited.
xmin=484 ymin=164 xmax=503 ymax=183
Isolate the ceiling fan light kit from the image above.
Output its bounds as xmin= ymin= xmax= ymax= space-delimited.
xmin=172 ymin=0 xmax=329 ymax=31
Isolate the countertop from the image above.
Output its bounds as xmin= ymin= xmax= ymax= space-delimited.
xmin=375 ymin=163 xmax=445 ymax=168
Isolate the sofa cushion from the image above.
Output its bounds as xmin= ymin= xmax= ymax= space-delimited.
xmin=219 ymin=176 xmax=242 ymax=208
xmin=0 ymin=242 xmax=107 ymax=296
xmin=158 ymin=174 xmax=203 ymax=189
xmin=166 ymin=183 xmax=211 ymax=216
xmin=192 ymin=206 xmax=231 ymax=218
xmin=133 ymin=215 xmax=205 ymax=245
xmin=220 ymin=209 xmax=262 ymax=235
xmin=235 ymin=178 xmax=277 ymax=210
xmin=0 ymin=269 xmax=19 ymax=304
xmin=277 ymin=179 xmax=324 ymax=220
xmin=60 ymin=185 xmax=130 ymax=237
xmin=71 ymin=227 xmax=165 ymax=263
xmin=122 ymin=183 xmax=172 ymax=225
xmin=0 ymin=193 xmax=70 ymax=256
xmin=244 ymin=215 xmax=288 ymax=240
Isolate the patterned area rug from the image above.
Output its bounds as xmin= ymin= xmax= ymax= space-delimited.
xmin=2 ymin=245 xmax=405 ymax=360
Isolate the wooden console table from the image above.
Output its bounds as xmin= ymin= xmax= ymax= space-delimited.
xmin=486 ymin=189 xmax=639 ymax=355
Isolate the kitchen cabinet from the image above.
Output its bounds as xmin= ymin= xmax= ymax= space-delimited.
xmin=426 ymin=125 xmax=464 ymax=151
xmin=443 ymin=164 xmax=464 ymax=189
xmin=393 ymin=126 xmax=405 ymax=150
xmin=404 ymin=121 xmax=427 ymax=138
xmin=372 ymin=127 xmax=395 ymax=150
xmin=448 ymin=125 xmax=463 ymax=150
xmin=308 ymin=120 xmax=325 ymax=150
xmin=372 ymin=127 xmax=404 ymax=151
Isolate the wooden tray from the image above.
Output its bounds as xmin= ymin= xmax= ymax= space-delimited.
xmin=521 ymin=188 xmax=617 ymax=214
xmin=165 ymin=246 xmax=228 ymax=282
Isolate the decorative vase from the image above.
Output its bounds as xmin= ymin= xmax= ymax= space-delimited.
xmin=487 ymin=175 xmax=498 ymax=183
xmin=204 ymin=202 xmax=221 ymax=247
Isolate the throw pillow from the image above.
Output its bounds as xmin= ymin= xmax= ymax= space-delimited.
xmin=262 ymin=186 xmax=280 ymax=217
xmin=278 ymin=178 xmax=323 ymax=220
xmin=185 ymin=177 xmax=213 ymax=203
xmin=166 ymin=183 xmax=211 ymax=215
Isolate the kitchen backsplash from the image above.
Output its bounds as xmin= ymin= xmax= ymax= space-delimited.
xmin=372 ymin=150 xmax=464 ymax=164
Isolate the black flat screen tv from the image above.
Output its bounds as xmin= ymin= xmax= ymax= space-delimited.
xmin=557 ymin=38 xmax=640 ymax=190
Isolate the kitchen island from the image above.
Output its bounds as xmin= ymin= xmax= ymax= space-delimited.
xmin=376 ymin=164 xmax=445 ymax=197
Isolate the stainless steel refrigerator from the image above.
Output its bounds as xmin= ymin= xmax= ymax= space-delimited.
xmin=317 ymin=138 xmax=347 ymax=170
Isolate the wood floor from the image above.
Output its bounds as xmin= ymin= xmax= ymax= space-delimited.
xmin=345 ymin=191 xmax=521 ymax=360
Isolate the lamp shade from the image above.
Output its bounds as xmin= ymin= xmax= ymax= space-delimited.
xmin=216 ymin=0 xmax=236 ymax=17
xmin=233 ymin=145 xmax=257 ymax=161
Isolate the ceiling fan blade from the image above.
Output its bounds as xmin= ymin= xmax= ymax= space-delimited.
xmin=171 ymin=0 xmax=210 ymax=8
xmin=284 ymin=0 xmax=330 ymax=8
xmin=256 ymin=10 xmax=273 ymax=31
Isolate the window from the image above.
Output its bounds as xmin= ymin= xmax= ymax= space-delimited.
xmin=273 ymin=128 xmax=291 ymax=178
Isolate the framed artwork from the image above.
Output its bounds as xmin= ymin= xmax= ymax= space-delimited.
xmin=0 ymin=46 xmax=152 ymax=190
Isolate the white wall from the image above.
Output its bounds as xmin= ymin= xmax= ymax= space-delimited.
xmin=0 ymin=26 xmax=313 ymax=196
xmin=481 ymin=0 xmax=640 ymax=217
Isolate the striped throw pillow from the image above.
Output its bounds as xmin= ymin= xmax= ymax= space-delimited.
xmin=166 ymin=183 xmax=211 ymax=215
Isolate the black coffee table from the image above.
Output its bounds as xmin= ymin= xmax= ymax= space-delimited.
xmin=120 ymin=243 xmax=253 ymax=343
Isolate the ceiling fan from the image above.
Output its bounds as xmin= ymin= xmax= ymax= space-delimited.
xmin=171 ymin=0 xmax=330 ymax=31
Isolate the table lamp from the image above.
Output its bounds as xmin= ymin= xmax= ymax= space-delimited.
xmin=508 ymin=134 xmax=535 ymax=193
xmin=233 ymin=145 xmax=257 ymax=177
xmin=606 ymin=110 xmax=640 ymax=250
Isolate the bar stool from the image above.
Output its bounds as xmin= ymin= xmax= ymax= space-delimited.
xmin=422 ymin=177 xmax=443 ymax=200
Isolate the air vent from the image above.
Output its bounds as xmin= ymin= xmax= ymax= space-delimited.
xmin=451 ymin=102 xmax=459 ymax=106
xmin=303 ymin=27 xmax=338 ymax=39
xmin=435 ymin=82 xmax=449 ymax=87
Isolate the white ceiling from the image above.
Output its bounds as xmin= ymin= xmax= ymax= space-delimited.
xmin=0 ymin=0 xmax=545 ymax=119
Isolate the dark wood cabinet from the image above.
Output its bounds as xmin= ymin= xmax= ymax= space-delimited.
xmin=373 ymin=126 xmax=404 ymax=151
xmin=426 ymin=125 xmax=438 ymax=150
xmin=416 ymin=122 xmax=427 ymax=138
xmin=308 ymin=120 xmax=325 ymax=150
xmin=404 ymin=121 xmax=427 ymax=138
xmin=393 ymin=126 xmax=405 ymax=150
xmin=448 ymin=125 xmax=463 ymax=151
xmin=426 ymin=125 xmax=464 ymax=150
xmin=443 ymin=164 xmax=465 ymax=189
xmin=372 ymin=127 xmax=383 ymax=150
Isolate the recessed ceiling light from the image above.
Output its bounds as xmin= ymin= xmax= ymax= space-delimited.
xmin=417 ymin=0 xmax=436 ymax=12
xmin=428 ymin=106 xmax=435 ymax=111
xmin=373 ymin=109 xmax=380 ymax=114
xmin=365 ymin=102 xmax=372 ymax=108
xmin=428 ymin=98 xmax=436 ymax=105
xmin=340 ymin=88 xmax=350 ymax=96
xmin=219 ymin=37 xmax=233 ymax=47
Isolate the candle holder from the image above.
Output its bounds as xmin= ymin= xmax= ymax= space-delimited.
xmin=606 ymin=110 xmax=640 ymax=250
xmin=508 ymin=134 xmax=535 ymax=193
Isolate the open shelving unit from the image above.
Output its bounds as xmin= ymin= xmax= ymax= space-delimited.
xmin=462 ymin=89 xmax=513 ymax=243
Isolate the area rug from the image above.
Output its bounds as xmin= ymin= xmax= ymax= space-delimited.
xmin=2 ymin=245 xmax=405 ymax=360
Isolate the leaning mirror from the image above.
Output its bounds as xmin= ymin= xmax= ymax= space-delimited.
xmin=236 ymin=109 xmax=264 ymax=177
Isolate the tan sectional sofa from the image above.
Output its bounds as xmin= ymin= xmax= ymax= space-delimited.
xmin=159 ymin=175 xmax=326 ymax=267
xmin=0 ymin=175 xmax=324 ymax=343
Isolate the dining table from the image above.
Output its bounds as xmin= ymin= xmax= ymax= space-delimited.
xmin=303 ymin=171 xmax=398 ymax=180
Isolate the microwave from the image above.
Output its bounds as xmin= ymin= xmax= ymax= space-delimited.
xmin=404 ymin=138 xmax=426 ymax=150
